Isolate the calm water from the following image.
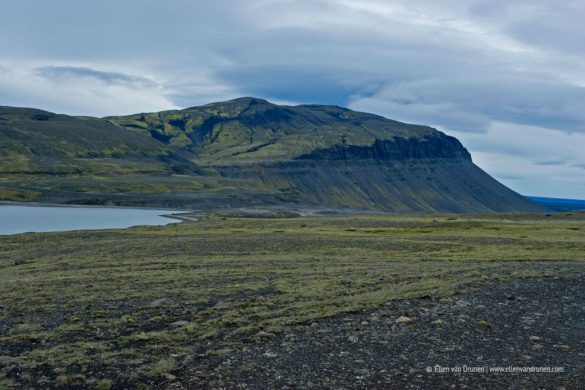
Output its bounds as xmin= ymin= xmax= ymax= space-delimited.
xmin=0 ymin=204 xmax=178 ymax=235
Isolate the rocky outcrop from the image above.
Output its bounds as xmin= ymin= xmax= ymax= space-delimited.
xmin=296 ymin=135 xmax=471 ymax=161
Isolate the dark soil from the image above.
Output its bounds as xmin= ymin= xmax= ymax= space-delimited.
xmin=178 ymin=273 xmax=585 ymax=389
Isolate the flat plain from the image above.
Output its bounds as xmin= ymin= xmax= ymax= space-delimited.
xmin=1 ymin=212 xmax=584 ymax=389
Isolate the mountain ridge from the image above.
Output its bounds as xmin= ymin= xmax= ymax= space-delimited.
xmin=106 ymin=97 xmax=446 ymax=166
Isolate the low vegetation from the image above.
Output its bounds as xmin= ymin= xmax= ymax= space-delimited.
xmin=1 ymin=212 xmax=584 ymax=388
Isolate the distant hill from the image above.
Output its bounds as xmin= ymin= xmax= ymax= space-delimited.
xmin=528 ymin=196 xmax=585 ymax=212
xmin=0 ymin=106 xmax=200 ymax=176
xmin=0 ymin=98 xmax=542 ymax=212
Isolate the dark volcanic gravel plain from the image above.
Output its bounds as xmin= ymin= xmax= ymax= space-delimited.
xmin=179 ymin=269 xmax=585 ymax=389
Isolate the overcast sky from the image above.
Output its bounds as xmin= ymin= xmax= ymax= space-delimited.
xmin=1 ymin=0 xmax=584 ymax=198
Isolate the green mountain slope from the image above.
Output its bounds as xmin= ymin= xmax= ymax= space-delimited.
xmin=0 ymin=106 xmax=199 ymax=175
xmin=0 ymin=99 xmax=542 ymax=212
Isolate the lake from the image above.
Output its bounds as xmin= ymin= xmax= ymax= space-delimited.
xmin=0 ymin=204 xmax=179 ymax=235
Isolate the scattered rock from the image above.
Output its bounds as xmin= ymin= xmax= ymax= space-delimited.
xmin=257 ymin=331 xmax=276 ymax=339
xmin=210 ymin=348 xmax=232 ymax=356
xmin=13 ymin=258 xmax=27 ymax=266
xmin=395 ymin=316 xmax=412 ymax=324
xmin=521 ymin=317 xmax=536 ymax=324
xmin=161 ymin=373 xmax=176 ymax=381
xmin=36 ymin=376 xmax=51 ymax=386
xmin=0 ymin=356 xmax=18 ymax=366
xmin=14 ymin=323 xmax=39 ymax=333
xmin=150 ymin=298 xmax=174 ymax=307
xmin=528 ymin=335 xmax=541 ymax=342
xmin=478 ymin=320 xmax=493 ymax=329
xmin=170 ymin=320 xmax=190 ymax=327
xmin=213 ymin=301 xmax=230 ymax=309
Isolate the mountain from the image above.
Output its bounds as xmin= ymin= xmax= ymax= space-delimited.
xmin=0 ymin=98 xmax=542 ymax=212
xmin=528 ymin=196 xmax=585 ymax=212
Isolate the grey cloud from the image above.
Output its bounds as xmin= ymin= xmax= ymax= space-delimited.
xmin=349 ymin=95 xmax=492 ymax=133
xmin=469 ymin=1 xmax=585 ymax=55
xmin=535 ymin=160 xmax=567 ymax=166
xmin=34 ymin=66 xmax=157 ymax=88
xmin=0 ymin=0 xmax=250 ymax=62
xmin=511 ymin=18 xmax=585 ymax=55
xmin=216 ymin=65 xmax=365 ymax=106
xmin=350 ymin=75 xmax=585 ymax=133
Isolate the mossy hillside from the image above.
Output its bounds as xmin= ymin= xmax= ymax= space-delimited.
xmin=0 ymin=174 xmax=280 ymax=206
xmin=107 ymin=97 xmax=441 ymax=166
xmin=0 ymin=106 xmax=201 ymax=176
xmin=0 ymin=187 xmax=40 ymax=202
xmin=1 ymin=213 xmax=584 ymax=388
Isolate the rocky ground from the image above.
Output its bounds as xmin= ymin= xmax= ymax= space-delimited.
xmin=177 ymin=273 xmax=585 ymax=389
xmin=2 ymin=214 xmax=584 ymax=389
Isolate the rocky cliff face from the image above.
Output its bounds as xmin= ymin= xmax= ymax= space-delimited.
xmin=296 ymin=135 xmax=471 ymax=161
